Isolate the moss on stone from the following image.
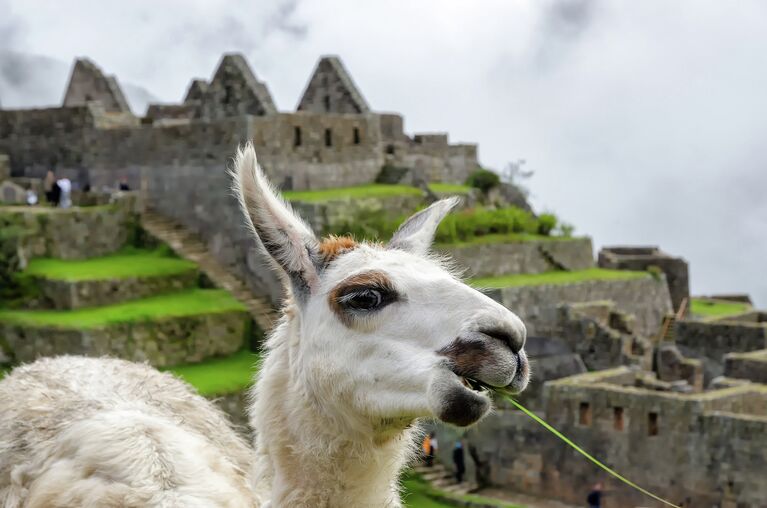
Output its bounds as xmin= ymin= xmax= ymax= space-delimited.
xmin=0 ymin=289 xmax=246 ymax=329
xmin=23 ymin=249 xmax=197 ymax=282
xmin=470 ymin=268 xmax=650 ymax=289
xmin=165 ymin=349 xmax=259 ymax=396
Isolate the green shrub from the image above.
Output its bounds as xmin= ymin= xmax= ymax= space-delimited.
xmin=465 ymin=168 xmax=500 ymax=193
xmin=537 ymin=213 xmax=557 ymax=235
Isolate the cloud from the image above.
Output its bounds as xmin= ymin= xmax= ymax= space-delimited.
xmin=1 ymin=0 xmax=765 ymax=305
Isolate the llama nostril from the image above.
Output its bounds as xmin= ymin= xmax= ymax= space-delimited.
xmin=479 ymin=327 xmax=525 ymax=354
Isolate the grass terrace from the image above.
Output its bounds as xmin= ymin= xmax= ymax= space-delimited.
xmin=436 ymin=232 xmax=578 ymax=248
xmin=471 ymin=268 xmax=650 ymax=289
xmin=165 ymin=349 xmax=259 ymax=397
xmin=0 ymin=289 xmax=246 ymax=329
xmin=283 ymin=184 xmax=423 ymax=202
xmin=402 ymin=473 xmax=523 ymax=508
xmin=428 ymin=183 xmax=472 ymax=195
xmin=22 ymin=250 xmax=196 ymax=281
xmin=690 ymin=297 xmax=752 ymax=318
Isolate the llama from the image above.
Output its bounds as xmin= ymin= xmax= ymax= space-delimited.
xmin=0 ymin=356 xmax=259 ymax=507
xmin=0 ymin=143 xmax=529 ymax=508
xmin=234 ymin=143 xmax=529 ymax=507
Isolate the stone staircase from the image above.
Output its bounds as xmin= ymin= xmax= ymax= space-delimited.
xmin=140 ymin=210 xmax=277 ymax=334
xmin=413 ymin=462 xmax=479 ymax=496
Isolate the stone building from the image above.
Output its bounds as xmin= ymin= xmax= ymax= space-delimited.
xmin=598 ymin=246 xmax=689 ymax=312
xmin=0 ymin=53 xmax=479 ymax=192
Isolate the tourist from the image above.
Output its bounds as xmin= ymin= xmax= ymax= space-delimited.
xmin=452 ymin=440 xmax=465 ymax=483
xmin=57 ymin=177 xmax=72 ymax=208
xmin=587 ymin=482 xmax=603 ymax=508
xmin=118 ymin=176 xmax=131 ymax=191
xmin=25 ymin=188 xmax=38 ymax=206
xmin=423 ymin=432 xmax=437 ymax=467
xmin=422 ymin=433 xmax=431 ymax=465
xmin=44 ymin=170 xmax=60 ymax=205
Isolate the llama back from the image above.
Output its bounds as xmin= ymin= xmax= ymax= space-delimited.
xmin=0 ymin=356 xmax=260 ymax=508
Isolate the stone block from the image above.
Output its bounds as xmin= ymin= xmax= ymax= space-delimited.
xmin=0 ymin=180 xmax=26 ymax=204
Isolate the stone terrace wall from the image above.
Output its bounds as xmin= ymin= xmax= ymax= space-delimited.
xmin=291 ymin=193 xmax=425 ymax=234
xmin=483 ymin=276 xmax=672 ymax=337
xmin=438 ymin=237 xmax=593 ymax=278
xmin=0 ymin=194 xmax=138 ymax=262
xmin=1 ymin=310 xmax=248 ymax=367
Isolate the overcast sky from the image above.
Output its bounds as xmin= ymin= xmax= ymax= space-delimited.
xmin=1 ymin=0 xmax=766 ymax=305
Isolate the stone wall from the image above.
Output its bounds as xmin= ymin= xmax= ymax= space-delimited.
xmin=598 ymin=246 xmax=689 ymax=312
xmin=297 ymin=56 xmax=370 ymax=114
xmin=62 ymin=58 xmax=132 ymax=114
xmin=1 ymin=310 xmax=248 ymax=367
xmin=142 ymin=164 xmax=284 ymax=305
xmin=447 ymin=367 xmax=767 ymax=507
xmin=438 ymin=237 xmax=593 ymax=278
xmin=31 ymin=270 xmax=198 ymax=310
xmin=482 ymin=275 xmax=672 ymax=337
xmin=724 ymin=349 xmax=767 ymax=384
xmin=675 ymin=320 xmax=767 ymax=383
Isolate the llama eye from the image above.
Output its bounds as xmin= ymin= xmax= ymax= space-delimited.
xmin=342 ymin=289 xmax=384 ymax=311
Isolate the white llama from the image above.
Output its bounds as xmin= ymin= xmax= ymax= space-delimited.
xmin=0 ymin=143 xmax=529 ymax=508
xmin=0 ymin=356 xmax=258 ymax=507
xmin=234 ymin=143 xmax=529 ymax=507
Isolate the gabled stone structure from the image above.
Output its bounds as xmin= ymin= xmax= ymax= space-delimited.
xmin=62 ymin=58 xmax=132 ymax=114
xmin=297 ymin=55 xmax=370 ymax=114
xmin=196 ymin=54 xmax=277 ymax=119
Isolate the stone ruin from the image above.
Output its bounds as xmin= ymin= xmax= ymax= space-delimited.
xmin=0 ymin=53 xmax=479 ymax=193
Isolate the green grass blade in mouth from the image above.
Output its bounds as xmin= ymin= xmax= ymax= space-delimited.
xmin=499 ymin=393 xmax=680 ymax=508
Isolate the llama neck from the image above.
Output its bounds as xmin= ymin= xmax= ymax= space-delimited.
xmin=249 ymin=316 xmax=418 ymax=507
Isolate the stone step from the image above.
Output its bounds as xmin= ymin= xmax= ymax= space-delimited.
xmin=141 ymin=211 xmax=277 ymax=333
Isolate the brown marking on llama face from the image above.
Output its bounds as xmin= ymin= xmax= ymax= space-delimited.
xmin=318 ymin=235 xmax=358 ymax=263
xmin=328 ymin=270 xmax=398 ymax=326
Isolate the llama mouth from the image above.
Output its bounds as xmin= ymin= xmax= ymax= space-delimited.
xmin=459 ymin=375 xmax=492 ymax=394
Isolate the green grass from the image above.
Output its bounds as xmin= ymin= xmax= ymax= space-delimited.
xmin=402 ymin=473 xmax=523 ymax=508
xmin=436 ymin=232 xmax=576 ymax=248
xmin=283 ymin=184 xmax=422 ymax=202
xmin=0 ymin=289 xmax=246 ymax=329
xmin=690 ymin=298 xmax=751 ymax=318
xmin=23 ymin=250 xmax=197 ymax=281
xmin=165 ymin=350 xmax=259 ymax=396
xmin=429 ymin=183 xmax=472 ymax=194
xmin=471 ymin=268 xmax=650 ymax=289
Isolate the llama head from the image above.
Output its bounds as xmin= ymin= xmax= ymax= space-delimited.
xmin=234 ymin=144 xmax=528 ymax=430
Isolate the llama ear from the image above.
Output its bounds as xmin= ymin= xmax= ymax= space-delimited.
xmin=388 ymin=197 xmax=460 ymax=255
xmin=232 ymin=143 xmax=320 ymax=299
